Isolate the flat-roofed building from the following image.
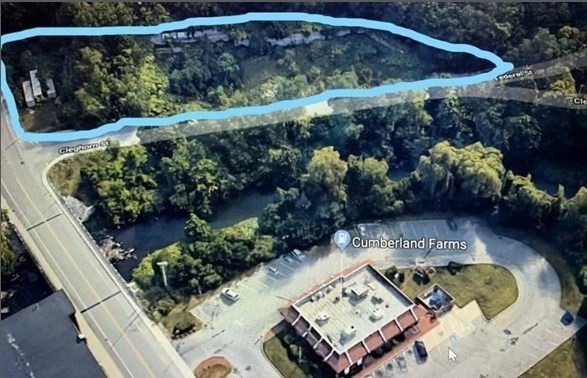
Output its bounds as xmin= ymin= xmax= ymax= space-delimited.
xmin=280 ymin=262 xmax=433 ymax=377
xmin=29 ymin=70 xmax=43 ymax=98
xmin=22 ymin=80 xmax=35 ymax=107
xmin=46 ymin=78 xmax=57 ymax=99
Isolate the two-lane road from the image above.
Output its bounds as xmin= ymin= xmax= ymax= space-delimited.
xmin=1 ymin=102 xmax=192 ymax=377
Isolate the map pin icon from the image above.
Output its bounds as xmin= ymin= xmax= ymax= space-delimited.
xmin=334 ymin=230 xmax=351 ymax=252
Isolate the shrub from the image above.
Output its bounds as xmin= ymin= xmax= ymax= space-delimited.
xmin=288 ymin=344 xmax=300 ymax=360
xmin=579 ymin=266 xmax=587 ymax=294
xmin=172 ymin=313 xmax=196 ymax=335
xmin=371 ymin=347 xmax=384 ymax=358
xmin=385 ymin=266 xmax=398 ymax=281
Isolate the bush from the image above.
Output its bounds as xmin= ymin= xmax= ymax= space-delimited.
xmin=385 ymin=266 xmax=398 ymax=281
xmin=371 ymin=347 xmax=384 ymax=358
xmin=172 ymin=313 xmax=197 ymax=335
xmin=283 ymin=333 xmax=295 ymax=345
xmin=155 ymin=297 xmax=176 ymax=316
xmin=578 ymin=266 xmax=587 ymax=294
xmin=382 ymin=340 xmax=394 ymax=353
xmin=288 ymin=344 xmax=300 ymax=360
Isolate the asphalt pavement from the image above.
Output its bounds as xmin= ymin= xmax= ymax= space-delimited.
xmin=1 ymin=104 xmax=192 ymax=377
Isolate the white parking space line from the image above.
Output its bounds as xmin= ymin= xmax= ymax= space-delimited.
xmin=239 ymin=282 xmax=262 ymax=293
xmin=543 ymin=327 xmax=564 ymax=338
xmin=525 ymin=350 xmax=541 ymax=360
xmin=276 ymin=261 xmax=295 ymax=272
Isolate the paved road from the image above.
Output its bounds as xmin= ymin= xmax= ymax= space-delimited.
xmin=178 ymin=218 xmax=584 ymax=378
xmin=0 ymin=103 xmax=192 ymax=377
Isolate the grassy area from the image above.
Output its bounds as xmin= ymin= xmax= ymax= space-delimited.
xmin=396 ymin=264 xmax=519 ymax=320
xmin=47 ymin=155 xmax=88 ymax=198
xmin=263 ymin=328 xmax=329 ymax=378
xmin=19 ymin=102 xmax=58 ymax=132
xmin=522 ymin=327 xmax=587 ymax=378
xmin=263 ymin=333 xmax=306 ymax=378
xmin=160 ymin=300 xmax=203 ymax=337
xmin=492 ymin=226 xmax=586 ymax=377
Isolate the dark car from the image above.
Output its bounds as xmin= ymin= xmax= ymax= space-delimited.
xmin=561 ymin=311 xmax=575 ymax=326
xmin=414 ymin=340 xmax=428 ymax=359
xmin=446 ymin=218 xmax=458 ymax=231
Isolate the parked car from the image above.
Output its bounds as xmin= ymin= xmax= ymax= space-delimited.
xmin=414 ymin=340 xmax=428 ymax=359
xmin=267 ymin=266 xmax=279 ymax=275
xmin=221 ymin=288 xmax=240 ymax=302
xmin=561 ymin=311 xmax=575 ymax=326
xmin=396 ymin=355 xmax=408 ymax=372
xmin=292 ymin=249 xmax=306 ymax=260
xmin=283 ymin=254 xmax=294 ymax=263
xmin=358 ymin=225 xmax=366 ymax=236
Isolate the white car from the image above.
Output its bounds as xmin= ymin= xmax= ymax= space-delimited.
xmin=291 ymin=249 xmax=306 ymax=260
xmin=267 ymin=266 xmax=279 ymax=275
xmin=358 ymin=225 xmax=366 ymax=236
xmin=221 ymin=288 xmax=240 ymax=302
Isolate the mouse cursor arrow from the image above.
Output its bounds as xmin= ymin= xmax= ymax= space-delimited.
xmin=448 ymin=347 xmax=458 ymax=362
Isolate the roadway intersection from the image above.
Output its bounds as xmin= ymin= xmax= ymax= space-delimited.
xmin=1 ymin=103 xmax=193 ymax=378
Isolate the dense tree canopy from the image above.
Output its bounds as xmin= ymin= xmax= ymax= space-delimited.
xmin=1 ymin=210 xmax=18 ymax=282
xmin=415 ymin=141 xmax=506 ymax=209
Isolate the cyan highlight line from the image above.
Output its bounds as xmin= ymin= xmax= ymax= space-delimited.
xmin=0 ymin=12 xmax=514 ymax=142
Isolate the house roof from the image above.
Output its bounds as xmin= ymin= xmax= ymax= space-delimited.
xmin=1 ymin=290 xmax=106 ymax=378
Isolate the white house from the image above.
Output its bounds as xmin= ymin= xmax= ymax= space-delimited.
xmin=22 ymin=80 xmax=35 ymax=107
xmin=29 ymin=70 xmax=42 ymax=98
xmin=46 ymin=78 xmax=57 ymax=99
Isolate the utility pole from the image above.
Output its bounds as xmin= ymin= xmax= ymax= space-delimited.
xmin=157 ymin=261 xmax=169 ymax=288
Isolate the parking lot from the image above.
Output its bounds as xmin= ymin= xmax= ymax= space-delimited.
xmin=176 ymin=218 xmax=585 ymax=377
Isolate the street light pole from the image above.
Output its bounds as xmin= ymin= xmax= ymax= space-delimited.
xmin=157 ymin=261 xmax=169 ymax=288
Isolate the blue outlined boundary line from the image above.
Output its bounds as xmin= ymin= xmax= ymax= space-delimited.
xmin=0 ymin=12 xmax=514 ymax=142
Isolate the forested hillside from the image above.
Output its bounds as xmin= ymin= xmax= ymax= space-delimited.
xmin=3 ymin=5 xmax=495 ymax=131
xmin=3 ymin=3 xmax=587 ymax=131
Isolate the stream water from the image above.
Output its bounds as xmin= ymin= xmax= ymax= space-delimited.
xmin=111 ymin=191 xmax=274 ymax=280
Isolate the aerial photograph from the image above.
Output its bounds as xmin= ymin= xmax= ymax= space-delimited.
xmin=1 ymin=2 xmax=586 ymax=378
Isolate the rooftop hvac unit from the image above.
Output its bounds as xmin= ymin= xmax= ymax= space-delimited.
xmin=316 ymin=312 xmax=330 ymax=323
xmin=351 ymin=285 xmax=369 ymax=299
xmin=341 ymin=325 xmax=356 ymax=341
xmin=370 ymin=307 xmax=384 ymax=321
xmin=372 ymin=293 xmax=383 ymax=304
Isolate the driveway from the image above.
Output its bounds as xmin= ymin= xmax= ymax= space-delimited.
xmin=176 ymin=218 xmax=585 ymax=377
